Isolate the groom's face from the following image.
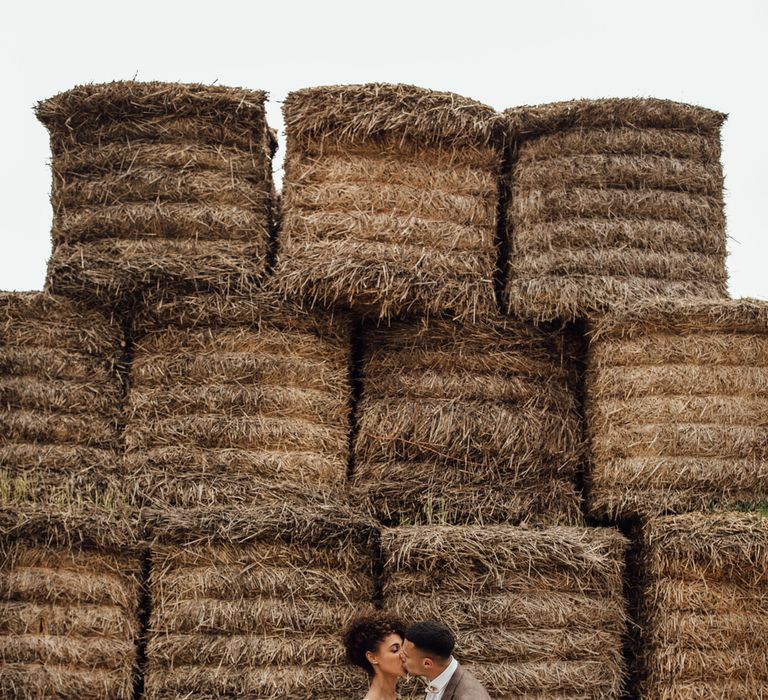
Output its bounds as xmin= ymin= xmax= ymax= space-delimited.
xmin=400 ymin=639 xmax=432 ymax=677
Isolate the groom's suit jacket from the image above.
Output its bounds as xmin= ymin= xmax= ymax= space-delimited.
xmin=440 ymin=663 xmax=491 ymax=700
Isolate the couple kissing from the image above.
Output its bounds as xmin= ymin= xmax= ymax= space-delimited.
xmin=344 ymin=612 xmax=490 ymax=700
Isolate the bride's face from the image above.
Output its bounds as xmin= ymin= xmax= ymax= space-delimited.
xmin=369 ymin=633 xmax=406 ymax=679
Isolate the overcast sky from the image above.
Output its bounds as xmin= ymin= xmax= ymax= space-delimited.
xmin=2 ymin=0 xmax=765 ymax=298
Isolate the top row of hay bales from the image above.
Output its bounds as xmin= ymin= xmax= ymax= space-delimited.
xmin=36 ymin=81 xmax=727 ymax=322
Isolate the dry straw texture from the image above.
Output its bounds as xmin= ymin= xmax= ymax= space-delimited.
xmin=0 ymin=506 xmax=143 ymax=699
xmin=353 ymin=315 xmax=583 ymax=524
xmin=144 ymin=503 xmax=376 ymax=699
xmin=382 ymin=525 xmax=628 ymax=699
xmin=504 ymin=98 xmax=728 ymax=321
xmin=36 ymin=81 xmax=275 ymax=308
xmin=586 ymin=298 xmax=768 ymax=519
xmin=273 ymin=83 xmax=502 ymax=320
xmin=0 ymin=292 xmax=124 ymax=507
xmin=123 ymin=292 xmax=352 ymax=508
xmin=639 ymin=512 xmax=768 ymax=699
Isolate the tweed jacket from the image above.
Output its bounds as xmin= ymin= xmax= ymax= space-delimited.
xmin=440 ymin=663 xmax=492 ymax=700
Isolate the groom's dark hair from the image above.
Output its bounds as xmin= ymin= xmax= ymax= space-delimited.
xmin=405 ymin=620 xmax=455 ymax=661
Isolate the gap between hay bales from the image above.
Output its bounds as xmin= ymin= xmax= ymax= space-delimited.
xmin=493 ymin=146 xmax=512 ymax=314
xmin=346 ymin=317 xmax=365 ymax=483
xmin=132 ymin=548 xmax=152 ymax=700
xmin=586 ymin=513 xmax=646 ymax=700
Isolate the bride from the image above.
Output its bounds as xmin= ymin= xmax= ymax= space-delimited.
xmin=344 ymin=610 xmax=407 ymax=700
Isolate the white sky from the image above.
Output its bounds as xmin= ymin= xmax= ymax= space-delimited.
xmin=1 ymin=0 xmax=765 ymax=298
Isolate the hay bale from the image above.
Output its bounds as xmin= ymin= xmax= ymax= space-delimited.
xmin=352 ymin=315 xmax=583 ymax=525
xmin=0 ymin=292 xmax=124 ymax=506
xmin=0 ymin=505 xmax=143 ymax=699
xmin=123 ymin=292 xmax=351 ymax=507
xmin=36 ymin=81 xmax=276 ymax=308
xmin=273 ymin=83 xmax=501 ymax=320
xmin=638 ymin=511 xmax=768 ymax=699
xmin=382 ymin=525 xmax=628 ymax=699
xmin=586 ymin=298 xmax=768 ymax=519
xmin=144 ymin=502 xmax=376 ymax=699
xmin=504 ymin=98 xmax=727 ymax=321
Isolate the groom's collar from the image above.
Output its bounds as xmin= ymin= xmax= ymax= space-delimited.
xmin=426 ymin=656 xmax=458 ymax=694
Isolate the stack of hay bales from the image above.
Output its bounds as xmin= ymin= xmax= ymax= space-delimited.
xmin=382 ymin=525 xmax=628 ymax=699
xmin=639 ymin=512 xmax=768 ymax=699
xmin=36 ymin=81 xmax=276 ymax=308
xmin=353 ymin=316 xmax=583 ymax=525
xmin=504 ymin=98 xmax=727 ymax=321
xmin=274 ymin=83 xmax=501 ymax=319
xmin=0 ymin=292 xmax=123 ymax=505
xmin=144 ymin=503 xmax=376 ymax=699
xmin=586 ymin=298 xmax=768 ymax=519
xmin=123 ymin=293 xmax=351 ymax=507
xmin=0 ymin=506 xmax=143 ymax=699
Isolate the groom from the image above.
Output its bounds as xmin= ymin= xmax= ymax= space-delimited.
xmin=400 ymin=620 xmax=491 ymax=700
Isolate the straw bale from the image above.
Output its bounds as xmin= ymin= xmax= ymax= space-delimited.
xmin=283 ymin=84 xmax=497 ymax=148
xmin=515 ymin=155 xmax=721 ymax=195
xmin=383 ymin=525 xmax=628 ymax=699
xmin=513 ymin=248 xmax=722 ymax=281
xmin=638 ymin=512 xmax=768 ymax=699
xmin=145 ymin=504 xmax=374 ymax=699
xmin=0 ymin=292 xmax=124 ymax=507
xmin=122 ymin=451 xmax=343 ymax=508
xmin=517 ymin=127 xmax=721 ymax=163
xmin=353 ymin=316 xmax=583 ymax=525
xmin=145 ymin=499 xmax=374 ymax=550
xmin=148 ymin=633 xmax=346 ymax=666
xmin=54 ymin=167 xmax=269 ymax=211
xmin=0 ymin=376 xmax=120 ymax=414
xmin=124 ymin=292 xmax=351 ymax=507
xmin=504 ymin=98 xmax=727 ymax=321
xmin=153 ymin=563 xmax=369 ymax=604
xmin=273 ymin=83 xmax=501 ymax=320
xmin=590 ymin=295 xmax=768 ymax=339
xmin=0 ymin=602 xmax=136 ymax=637
xmin=52 ymin=141 xmax=268 ymax=176
xmin=35 ymin=81 xmax=270 ymax=141
xmin=586 ymin=298 xmax=768 ymax=519
xmin=508 ymin=97 xmax=725 ymax=136
xmin=647 ymin=578 xmax=768 ymax=615
xmin=46 ymin=237 xmax=270 ymax=308
xmin=0 ymin=346 xmax=113 ymax=383
xmin=0 ymin=409 xmax=116 ymax=446
xmin=125 ymin=414 xmax=345 ymax=453
xmin=643 ymin=680 xmax=767 ymax=700
xmin=37 ymin=81 xmax=275 ymax=306
xmin=55 ymin=202 xmax=268 ymax=245
xmin=0 ymin=504 xmax=141 ymax=557
xmin=0 ymin=506 xmax=142 ymax=700
xmin=150 ymin=597 xmax=354 ymax=635
xmin=388 ymin=590 xmax=624 ymax=633
xmin=425 ymin=659 xmax=622 ymax=698
xmin=0 ymin=666 xmax=131 ymax=700
xmin=2 ymin=634 xmax=133 ymax=668
xmin=144 ymin=665 xmax=365 ymax=699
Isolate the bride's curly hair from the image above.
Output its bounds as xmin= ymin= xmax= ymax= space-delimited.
xmin=343 ymin=610 xmax=406 ymax=676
